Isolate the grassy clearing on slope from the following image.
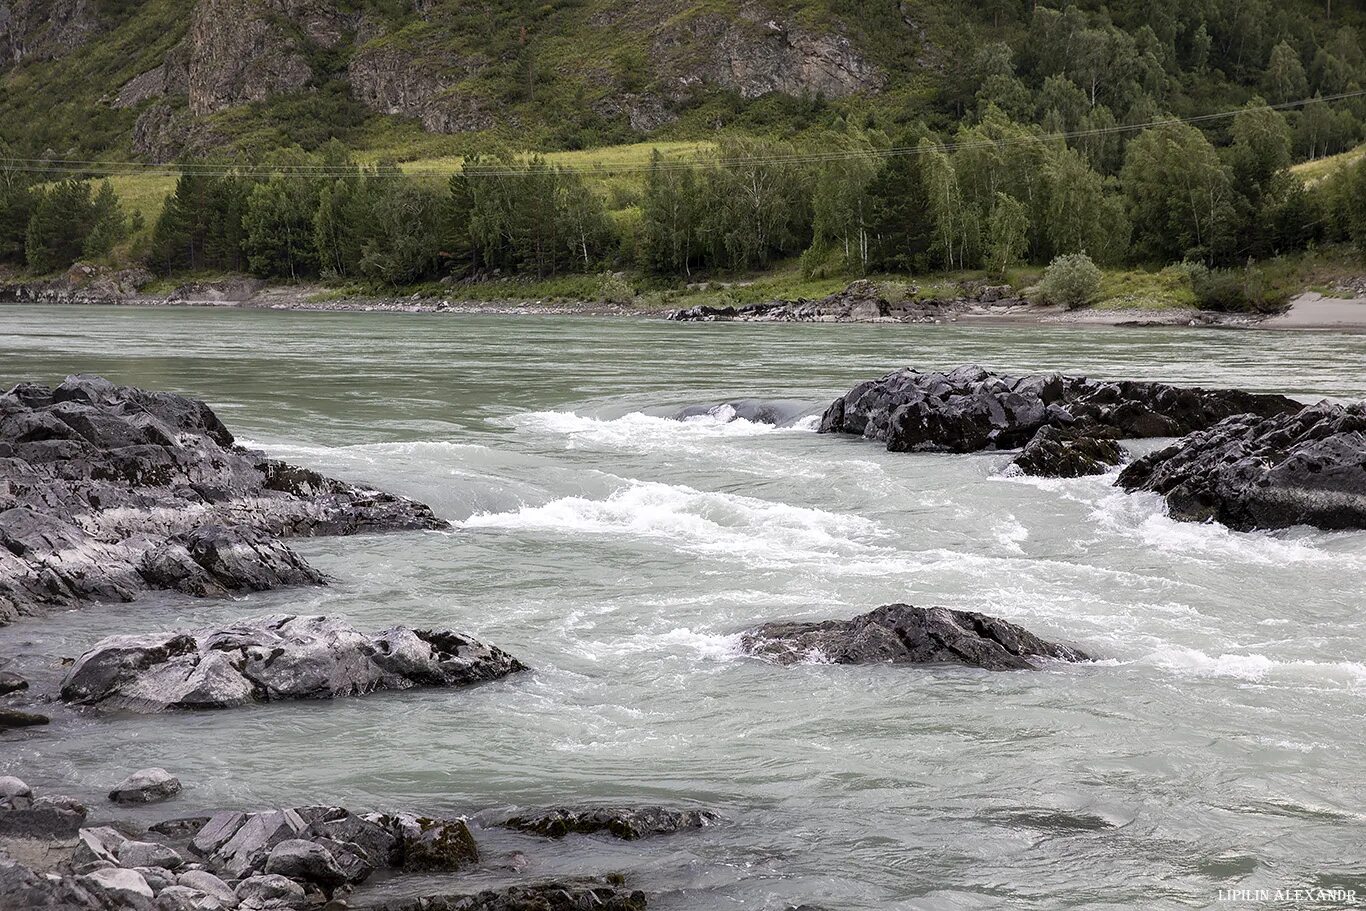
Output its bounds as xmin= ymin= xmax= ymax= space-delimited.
xmin=1291 ymin=143 xmax=1366 ymax=183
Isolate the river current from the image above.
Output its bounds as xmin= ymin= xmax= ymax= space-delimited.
xmin=1 ymin=305 xmax=1364 ymax=910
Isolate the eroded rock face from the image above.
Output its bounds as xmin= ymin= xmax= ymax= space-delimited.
xmin=184 ymin=0 xmax=312 ymax=115
xmin=0 ymin=374 xmax=446 ymax=623
xmin=652 ymin=7 xmax=883 ymax=100
xmin=61 ymin=614 xmax=526 ymax=713
xmin=347 ymin=45 xmax=493 ymax=134
xmin=1008 ymin=425 xmax=1125 ymax=478
xmin=741 ymin=604 xmax=1089 ymax=671
xmin=1118 ymin=402 xmax=1366 ymax=531
xmin=502 ymin=807 xmax=718 ymax=841
xmin=818 ymin=365 xmax=1300 ymax=454
xmin=0 ymin=0 xmax=99 ymax=72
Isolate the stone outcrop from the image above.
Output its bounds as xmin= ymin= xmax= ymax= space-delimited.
xmin=347 ymin=44 xmax=493 ymax=134
xmin=1008 ymin=425 xmax=1125 ymax=478
xmin=667 ymin=280 xmax=970 ymax=324
xmin=502 ymin=807 xmax=718 ymax=840
xmin=0 ymin=0 xmax=99 ymax=72
xmin=651 ymin=6 xmax=883 ymax=100
xmin=817 ymin=365 xmax=1300 ymax=455
xmin=0 ymin=778 xmax=87 ymax=839
xmin=0 ymin=374 xmax=447 ymax=624
xmin=741 ymin=604 xmax=1090 ymax=671
xmin=184 ymin=0 xmax=313 ymax=115
xmin=61 ymin=613 xmax=526 ymax=713
xmin=1118 ymin=401 xmax=1366 ymax=531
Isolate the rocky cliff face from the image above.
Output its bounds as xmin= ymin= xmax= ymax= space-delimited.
xmin=346 ymin=44 xmax=493 ymax=134
xmin=184 ymin=0 xmax=314 ymax=115
xmin=0 ymin=0 xmax=99 ymax=71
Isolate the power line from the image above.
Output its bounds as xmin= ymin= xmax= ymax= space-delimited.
xmin=1 ymin=89 xmax=1364 ymax=180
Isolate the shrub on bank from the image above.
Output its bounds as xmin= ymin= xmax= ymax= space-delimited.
xmin=1186 ymin=263 xmax=1289 ymax=314
xmin=1037 ymin=253 xmax=1101 ymax=310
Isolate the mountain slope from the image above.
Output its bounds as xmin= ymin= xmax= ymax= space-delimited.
xmin=4 ymin=0 xmax=1362 ymax=164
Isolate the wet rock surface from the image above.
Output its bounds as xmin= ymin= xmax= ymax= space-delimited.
xmin=0 ymin=374 xmax=447 ymax=625
xmin=501 ymin=807 xmax=719 ymax=840
xmin=1118 ymin=401 xmax=1366 ymax=531
xmin=741 ymin=604 xmax=1089 ymax=671
xmin=1008 ymin=425 xmax=1126 ymax=478
xmin=375 ymin=876 xmax=648 ymax=911
xmin=108 ymin=769 xmax=182 ymax=805
xmin=666 ymin=280 xmax=977 ymax=324
xmin=817 ymin=365 xmax=1299 ymax=455
xmin=61 ymin=614 xmax=527 ymax=713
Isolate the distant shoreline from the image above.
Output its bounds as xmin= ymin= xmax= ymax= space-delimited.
xmin=4 ymin=284 xmax=1365 ymax=331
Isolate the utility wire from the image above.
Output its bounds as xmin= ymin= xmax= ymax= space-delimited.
xmin=1 ymin=89 xmax=1364 ymax=179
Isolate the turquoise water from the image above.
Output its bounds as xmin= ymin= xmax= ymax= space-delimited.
xmin=2 ymin=305 xmax=1365 ymax=910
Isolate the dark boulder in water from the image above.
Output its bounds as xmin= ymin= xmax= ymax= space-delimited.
xmin=0 ymin=374 xmax=447 ymax=624
xmin=1118 ymin=402 xmax=1366 ymax=531
xmin=1009 ymin=425 xmax=1125 ymax=478
xmin=741 ymin=604 xmax=1089 ymax=671
xmin=818 ymin=365 xmax=1298 ymax=454
xmin=61 ymin=614 xmax=526 ymax=713
xmin=501 ymin=806 xmax=719 ymax=840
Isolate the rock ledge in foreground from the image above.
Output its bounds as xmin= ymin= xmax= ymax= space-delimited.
xmin=741 ymin=604 xmax=1089 ymax=671
xmin=61 ymin=614 xmax=526 ymax=712
xmin=0 ymin=374 xmax=447 ymax=624
xmin=1118 ymin=402 xmax=1366 ymax=531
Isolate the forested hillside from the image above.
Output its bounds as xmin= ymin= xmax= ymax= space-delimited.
xmin=1 ymin=0 xmax=1364 ymax=306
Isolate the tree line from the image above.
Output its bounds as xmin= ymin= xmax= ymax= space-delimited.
xmin=0 ymin=105 xmax=1363 ymax=290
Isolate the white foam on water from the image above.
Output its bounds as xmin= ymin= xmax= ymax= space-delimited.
xmin=507 ymin=408 xmax=814 ymax=452
xmin=1128 ymin=646 xmax=1366 ymax=686
xmin=993 ymin=515 xmax=1030 ymax=554
xmin=461 ymin=480 xmax=883 ymax=566
xmin=1090 ymin=490 xmax=1343 ymax=566
xmin=241 ymin=438 xmax=490 ymax=464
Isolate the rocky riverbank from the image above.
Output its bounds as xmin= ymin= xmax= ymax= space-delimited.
xmin=0 ymin=375 xmax=445 ymax=625
xmin=7 ymin=270 xmax=1361 ymax=329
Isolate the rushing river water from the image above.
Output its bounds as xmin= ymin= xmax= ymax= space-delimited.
xmin=2 ymin=305 xmax=1365 ymax=910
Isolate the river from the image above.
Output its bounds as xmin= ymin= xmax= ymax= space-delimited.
xmin=2 ymin=304 xmax=1364 ymax=910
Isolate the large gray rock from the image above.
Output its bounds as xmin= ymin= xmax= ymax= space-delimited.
xmin=0 ymin=707 xmax=50 ymax=729
xmin=741 ymin=604 xmax=1089 ymax=671
xmin=233 ymin=873 xmax=304 ymax=906
xmin=175 ymin=869 xmax=237 ymax=906
xmin=0 ymin=850 xmax=125 ymax=909
xmin=0 ymin=670 xmax=27 ymax=695
xmin=0 ymin=374 xmax=447 ymax=624
xmin=1008 ymin=425 xmax=1125 ymax=478
xmin=61 ymin=614 xmax=526 ymax=713
xmin=817 ymin=365 xmax=1299 ymax=454
xmin=1118 ymin=402 xmax=1366 ymax=531
xmin=0 ymin=794 xmax=88 ymax=839
xmin=109 ymin=768 xmax=182 ymax=804
xmin=118 ymin=839 xmax=184 ymax=870
xmin=82 ymin=866 xmax=154 ymax=901
xmin=502 ymin=807 xmax=718 ymax=840
xmin=378 ymin=813 xmax=480 ymax=872
xmin=263 ymin=839 xmax=345 ymax=890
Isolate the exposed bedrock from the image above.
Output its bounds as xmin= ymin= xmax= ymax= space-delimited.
xmin=1118 ymin=401 xmax=1366 ymax=531
xmin=0 ymin=374 xmax=447 ymax=624
xmin=61 ymin=614 xmax=526 ymax=713
xmin=741 ymin=604 xmax=1090 ymax=671
xmin=817 ymin=365 xmax=1299 ymax=457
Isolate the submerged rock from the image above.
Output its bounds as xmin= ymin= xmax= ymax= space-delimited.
xmin=502 ymin=806 xmax=718 ymax=841
xmin=61 ymin=614 xmax=526 ymax=713
xmin=0 ymin=707 xmax=49 ymax=730
xmin=376 ymin=876 xmax=648 ymax=911
xmin=672 ymin=399 xmax=815 ymax=427
xmin=109 ymin=769 xmax=182 ymax=805
xmin=741 ymin=604 xmax=1089 ymax=671
xmin=0 ymin=374 xmax=447 ymax=624
xmin=818 ymin=365 xmax=1298 ymax=454
xmin=1118 ymin=401 xmax=1366 ymax=531
xmin=1008 ymin=425 xmax=1125 ymax=478
xmin=0 ymin=670 xmax=27 ymax=696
